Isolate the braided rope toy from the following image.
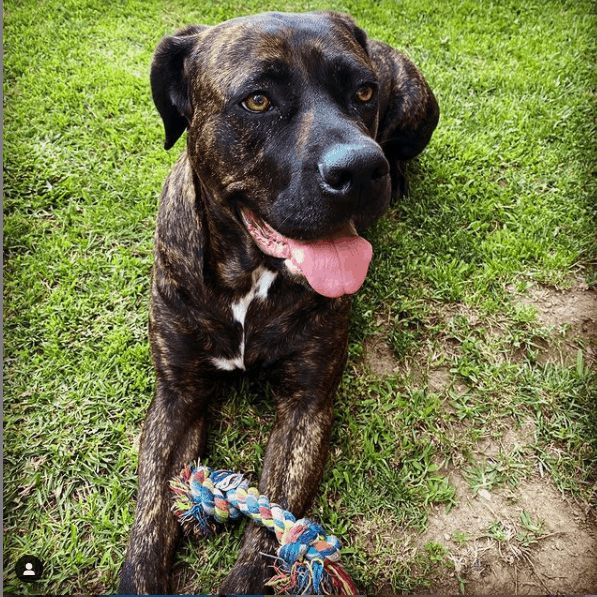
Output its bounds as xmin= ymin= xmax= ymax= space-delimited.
xmin=170 ymin=462 xmax=357 ymax=595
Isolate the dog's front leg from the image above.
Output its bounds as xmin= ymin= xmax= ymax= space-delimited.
xmin=219 ymin=340 xmax=348 ymax=594
xmin=119 ymin=375 xmax=213 ymax=595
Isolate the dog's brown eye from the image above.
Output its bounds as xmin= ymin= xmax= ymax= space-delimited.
xmin=242 ymin=93 xmax=271 ymax=112
xmin=355 ymin=85 xmax=374 ymax=102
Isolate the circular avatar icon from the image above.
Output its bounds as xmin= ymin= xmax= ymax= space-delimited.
xmin=15 ymin=555 xmax=44 ymax=582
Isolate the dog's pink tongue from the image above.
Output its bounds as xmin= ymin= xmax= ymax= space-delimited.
xmin=287 ymin=233 xmax=373 ymax=298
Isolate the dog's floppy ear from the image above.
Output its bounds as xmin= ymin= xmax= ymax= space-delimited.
xmin=368 ymin=40 xmax=440 ymax=198
xmin=150 ymin=25 xmax=208 ymax=150
xmin=320 ymin=11 xmax=369 ymax=52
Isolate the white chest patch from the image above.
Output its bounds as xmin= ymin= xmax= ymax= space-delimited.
xmin=211 ymin=266 xmax=277 ymax=371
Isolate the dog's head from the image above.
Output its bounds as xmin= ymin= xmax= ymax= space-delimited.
xmin=151 ymin=12 xmax=438 ymax=297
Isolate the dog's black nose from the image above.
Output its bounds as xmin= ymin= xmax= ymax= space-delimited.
xmin=318 ymin=144 xmax=389 ymax=203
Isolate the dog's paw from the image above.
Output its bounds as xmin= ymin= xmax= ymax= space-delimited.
xmin=218 ymin=526 xmax=279 ymax=595
xmin=218 ymin=551 xmax=274 ymax=595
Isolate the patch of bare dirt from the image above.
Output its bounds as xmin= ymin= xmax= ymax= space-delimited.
xmin=428 ymin=367 xmax=452 ymax=393
xmin=363 ymin=335 xmax=400 ymax=377
xmin=472 ymin=418 xmax=538 ymax=461
xmin=519 ymin=281 xmax=597 ymax=329
xmin=414 ymin=472 xmax=597 ymax=595
xmin=353 ymin=471 xmax=597 ymax=595
xmin=514 ymin=281 xmax=597 ymax=366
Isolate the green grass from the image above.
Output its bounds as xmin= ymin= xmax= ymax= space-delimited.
xmin=3 ymin=0 xmax=597 ymax=594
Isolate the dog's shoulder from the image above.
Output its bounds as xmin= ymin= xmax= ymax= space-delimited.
xmin=153 ymin=152 xmax=207 ymax=301
xmin=156 ymin=153 xmax=201 ymax=249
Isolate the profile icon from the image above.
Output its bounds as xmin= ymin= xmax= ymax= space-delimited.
xmin=15 ymin=555 xmax=43 ymax=582
xmin=23 ymin=562 xmax=35 ymax=575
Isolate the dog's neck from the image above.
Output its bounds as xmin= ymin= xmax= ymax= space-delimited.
xmin=191 ymin=169 xmax=271 ymax=295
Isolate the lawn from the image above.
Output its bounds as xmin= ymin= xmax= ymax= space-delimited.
xmin=3 ymin=0 xmax=597 ymax=594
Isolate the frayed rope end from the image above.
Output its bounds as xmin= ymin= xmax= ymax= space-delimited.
xmin=265 ymin=558 xmax=357 ymax=595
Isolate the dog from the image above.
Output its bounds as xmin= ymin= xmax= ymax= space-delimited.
xmin=119 ymin=11 xmax=438 ymax=595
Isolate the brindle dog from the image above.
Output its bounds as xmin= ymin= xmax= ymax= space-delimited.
xmin=119 ymin=11 xmax=439 ymax=595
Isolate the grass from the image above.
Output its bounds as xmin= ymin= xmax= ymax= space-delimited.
xmin=3 ymin=0 xmax=597 ymax=594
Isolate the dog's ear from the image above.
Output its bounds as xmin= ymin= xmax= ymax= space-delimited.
xmin=320 ymin=11 xmax=369 ymax=52
xmin=150 ymin=25 xmax=208 ymax=150
xmin=368 ymin=40 xmax=440 ymax=198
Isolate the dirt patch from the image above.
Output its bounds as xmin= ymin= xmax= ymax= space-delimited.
xmin=353 ymin=471 xmax=597 ymax=595
xmin=518 ymin=281 xmax=597 ymax=329
xmin=472 ymin=418 xmax=537 ymax=461
xmin=428 ymin=367 xmax=452 ymax=393
xmin=514 ymin=281 xmax=597 ymax=366
xmin=413 ymin=472 xmax=597 ymax=594
xmin=364 ymin=335 xmax=400 ymax=376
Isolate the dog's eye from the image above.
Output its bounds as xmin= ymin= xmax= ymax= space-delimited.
xmin=242 ymin=93 xmax=272 ymax=113
xmin=355 ymin=84 xmax=374 ymax=103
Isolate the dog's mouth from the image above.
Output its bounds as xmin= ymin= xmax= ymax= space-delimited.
xmin=240 ymin=208 xmax=373 ymax=298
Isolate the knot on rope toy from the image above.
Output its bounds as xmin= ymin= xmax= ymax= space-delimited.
xmin=171 ymin=462 xmax=357 ymax=595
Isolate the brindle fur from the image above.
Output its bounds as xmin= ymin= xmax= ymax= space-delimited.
xmin=119 ymin=11 xmax=438 ymax=595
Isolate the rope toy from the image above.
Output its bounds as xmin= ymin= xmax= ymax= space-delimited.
xmin=170 ymin=462 xmax=357 ymax=595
